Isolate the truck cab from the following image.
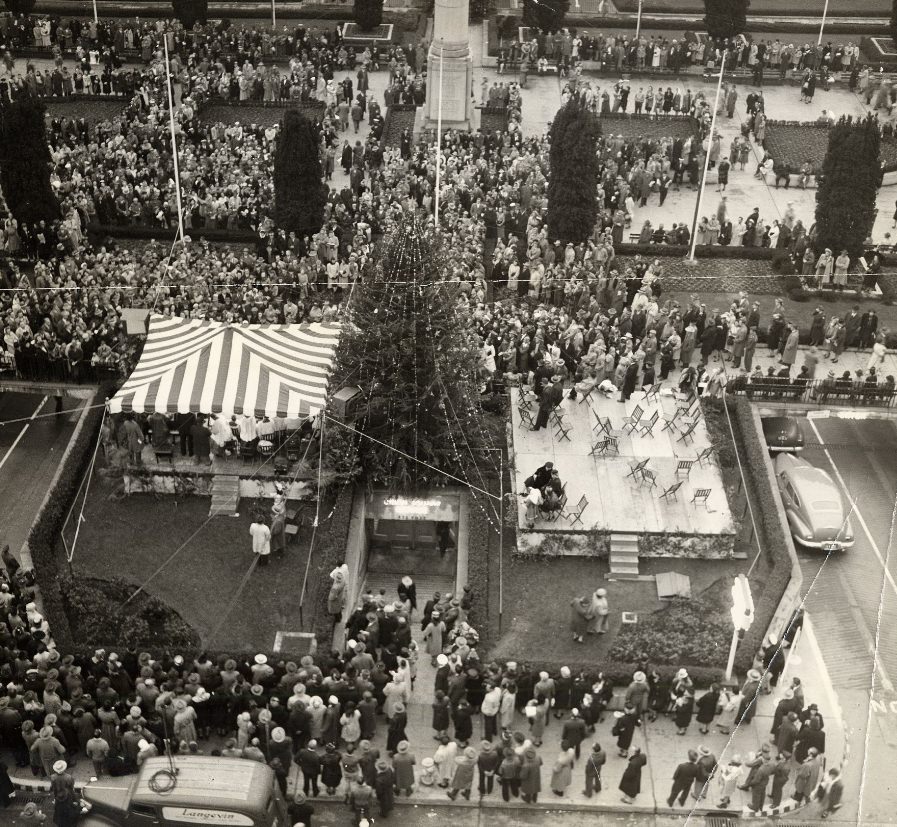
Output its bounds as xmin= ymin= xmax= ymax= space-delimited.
xmin=81 ymin=756 xmax=289 ymax=827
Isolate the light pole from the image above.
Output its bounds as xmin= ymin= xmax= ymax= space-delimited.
xmin=726 ymin=573 xmax=754 ymax=681
xmin=271 ymin=0 xmax=276 ymax=29
xmin=635 ymin=0 xmax=643 ymax=42
xmin=92 ymin=0 xmax=98 ymax=24
xmin=434 ymin=39 xmax=445 ymax=228
xmin=688 ymin=48 xmax=726 ymax=263
xmin=817 ymin=0 xmax=829 ymax=46
xmin=162 ymin=33 xmax=186 ymax=243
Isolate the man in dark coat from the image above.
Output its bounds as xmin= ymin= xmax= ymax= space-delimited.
xmin=619 ymin=747 xmax=647 ymax=803
xmin=667 ymin=750 xmax=699 ymax=807
xmin=560 ymin=710 xmax=588 ymax=760
xmin=583 ymin=741 xmax=606 ymax=797
xmin=288 ymin=791 xmax=315 ymax=826
xmin=296 ymin=740 xmax=321 ymax=797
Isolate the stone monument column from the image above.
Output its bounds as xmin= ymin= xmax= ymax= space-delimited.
xmin=426 ymin=0 xmax=472 ymax=130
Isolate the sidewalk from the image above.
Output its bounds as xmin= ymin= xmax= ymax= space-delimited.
xmin=2 ymin=603 xmax=845 ymax=820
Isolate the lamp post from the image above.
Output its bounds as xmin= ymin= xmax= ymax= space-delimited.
xmin=272 ymin=0 xmax=276 ymax=29
xmin=92 ymin=0 xmax=98 ymax=24
xmin=434 ymin=39 xmax=445 ymax=228
xmin=635 ymin=0 xmax=643 ymax=41
xmin=688 ymin=48 xmax=726 ymax=263
xmin=818 ymin=0 xmax=829 ymax=46
xmin=726 ymin=573 xmax=754 ymax=681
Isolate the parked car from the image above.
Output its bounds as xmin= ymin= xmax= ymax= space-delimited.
xmin=762 ymin=416 xmax=805 ymax=453
xmin=81 ymin=756 xmax=288 ymax=826
xmin=775 ymin=453 xmax=854 ymax=550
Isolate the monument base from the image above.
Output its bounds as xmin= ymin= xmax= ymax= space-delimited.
xmin=425 ymin=48 xmax=473 ymax=133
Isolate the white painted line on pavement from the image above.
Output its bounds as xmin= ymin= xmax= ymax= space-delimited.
xmin=806 ymin=419 xmax=897 ymax=603
xmin=0 ymin=395 xmax=48 ymax=473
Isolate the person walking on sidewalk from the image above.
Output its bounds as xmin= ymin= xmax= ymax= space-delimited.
xmin=498 ymin=746 xmax=521 ymax=801
xmin=667 ymin=750 xmax=700 ymax=807
xmin=447 ymin=747 xmax=476 ymax=800
xmin=550 ymin=742 xmax=575 ymax=796
xmin=619 ymin=747 xmax=647 ymax=804
xmin=582 ymin=742 xmax=606 ymax=798
xmin=560 ymin=709 xmax=588 ymax=760
xmin=588 ymin=588 xmax=610 ymax=635
xmin=692 ymin=745 xmax=717 ymax=801
xmin=717 ymin=754 xmax=742 ymax=808
xmin=769 ymin=752 xmax=790 ymax=807
xmin=792 ymin=747 xmax=822 ymax=803
xmin=519 ymin=746 xmax=543 ymax=804
xmin=696 ymin=683 xmax=721 ymax=734
xmin=820 ymin=767 xmax=844 ymax=818
xmin=612 ymin=705 xmax=640 ymax=757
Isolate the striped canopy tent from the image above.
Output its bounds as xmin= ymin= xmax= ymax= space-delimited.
xmin=109 ymin=314 xmax=341 ymax=419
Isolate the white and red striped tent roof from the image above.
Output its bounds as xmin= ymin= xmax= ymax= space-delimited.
xmin=108 ymin=314 xmax=341 ymax=419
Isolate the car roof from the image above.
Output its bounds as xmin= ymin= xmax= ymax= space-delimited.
xmin=787 ymin=464 xmax=839 ymax=499
xmin=130 ymin=756 xmax=272 ymax=811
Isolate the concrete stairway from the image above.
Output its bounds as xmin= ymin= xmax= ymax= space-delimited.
xmin=609 ymin=532 xmax=640 ymax=579
xmin=209 ymin=475 xmax=240 ymax=517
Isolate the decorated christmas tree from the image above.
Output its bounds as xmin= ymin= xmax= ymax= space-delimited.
xmin=325 ymin=218 xmax=490 ymax=492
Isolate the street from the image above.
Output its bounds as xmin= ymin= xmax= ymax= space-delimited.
xmin=0 ymin=391 xmax=86 ymax=560
xmin=798 ymin=415 xmax=897 ymax=826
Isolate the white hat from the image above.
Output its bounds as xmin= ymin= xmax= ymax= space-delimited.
xmin=436 ymin=654 xmax=448 ymax=666
xmin=52 ymin=760 xmax=67 ymax=774
xmin=255 ymin=654 xmax=268 ymax=665
xmin=402 ymin=576 xmax=413 ymax=587
xmin=539 ymin=671 xmax=549 ymax=680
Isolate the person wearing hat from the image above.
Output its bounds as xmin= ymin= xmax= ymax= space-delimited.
xmin=737 ymin=668 xmax=762 ymax=725
xmin=287 ymin=791 xmax=314 ymax=827
xmin=624 ymin=672 xmax=650 ymax=720
xmin=49 ymin=759 xmax=73 ymax=801
xmin=667 ymin=748 xmax=700 ymax=808
xmin=447 ymin=746 xmax=477 ymax=800
xmin=792 ymin=746 xmax=822 ymax=804
xmin=611 ymin=705 xmax=639 ymax=758
xmin=519 ymin=745 xmax=543 ymax=804
xmin=618 ymin=746 xmax=647 ymax=804
xmin=349 ymin=778 xmax=374 ymax=822
xmin=692 ymin=745 xmax=717 ymax=801
xmin=31 ymin=726 xmax=65 ymax=778
xmin=20 ymin=801 xmax=47 ymax=822
xmin=550 ymin=740 xmax=575 ymax=797
xmin=397 ymin=575 xmax=417 ymax=615
xmin=560 ymin=709 xmax=588 ymax=761
xmin=269 ymin=727 xmax=293 ymax=774
xmin=386 ymin=702 xmax=408 ymax=755
xmin=771 ymin=688 xmax=800 ymax=739
xmin=393 ymin=741 xmax=416 ymax=796
xmin=374 ymin=757 xmax=396 ymax=816
xmin=588 ymin=588 xmax=610 ymax=635
xmin=477 ymin=739 xmax=500 ymax=797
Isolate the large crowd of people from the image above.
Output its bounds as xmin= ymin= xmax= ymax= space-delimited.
xmin=0 ymin=558 xmax=846 ymax=821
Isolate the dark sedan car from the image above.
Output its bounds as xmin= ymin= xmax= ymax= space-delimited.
xmin=762 ymin=416 xmax=805 ymax=453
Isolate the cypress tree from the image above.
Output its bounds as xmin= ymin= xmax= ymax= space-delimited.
xmin=522 ymin=0 xmax=569 ymax=33
xmin=0 ymin=94 xmax=60 ymax=226
xmin=353 ymin=0 xmax=384 ymax=31
xmin=815 ymin=114 xmax=880 ymax=259
xmin=547 ymin=94 xmax=601 ymax=245
xmin=704 ymin=0 xmax=750 ymax=39
xmin=273 ymin=109 xmax=327 ymax=242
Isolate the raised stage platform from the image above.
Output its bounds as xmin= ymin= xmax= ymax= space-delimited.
xmin=509 ymin=386 xmax=736 ymax=557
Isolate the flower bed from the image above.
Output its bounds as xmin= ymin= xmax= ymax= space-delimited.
xmin=198 ymin=100 xmax=325 ymax=128
xmin=382 ymin=104 xmax=417 ymax=148
xmin=597 ymin=112 xmax=699 ymax=142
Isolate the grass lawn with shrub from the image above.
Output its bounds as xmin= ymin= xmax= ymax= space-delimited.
xmin=488 ymin=555 xmax=744 ymax=679
xmin=613 ymin=0 xmax=888 ymax=12
xmin=765 ymin=121 xmax=897 ymax=173
xmin=44 ymin=99 xmax=127 ymax=123
xmin=61 ymin=473 xmax=319 ymax=654
xmin=597 ymin=113 xmax=697 ymax=142
xmin=198 ymin=101 xmax=325 ymax=128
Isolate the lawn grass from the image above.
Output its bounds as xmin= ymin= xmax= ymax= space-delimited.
xmin=44 ymin=98 xmax=126 ymax=123
xmin=487 ymin=555 xmax=745 ymax=667
xmin=62 ymin=473 xmax=317 ymax=654
xmin=614 ymin=0 xmax=889 ymax=13
xmin=765 ymin=121 xmax=897 ymax=173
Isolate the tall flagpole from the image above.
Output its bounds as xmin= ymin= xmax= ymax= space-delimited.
xmin=162 ymin=33 xmax=185 ymax=243
xmin=688 ymin=48 xmax=726 ymax=263
xmin=435 ymin=40 xmax=444 ymax=228
xmin=272 ymin=0 xmax=276 ymax=29
xmin=817 ymin=0 xmax=828 ymax=46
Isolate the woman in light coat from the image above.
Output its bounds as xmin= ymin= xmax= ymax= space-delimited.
xmin=550 ymin=744 xmax=575 ymax=796
xmin=833 ymin=250 xmax=850 ymax=287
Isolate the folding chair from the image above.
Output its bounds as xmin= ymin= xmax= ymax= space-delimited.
xmin=563 ymin=494 xmax=589 ymax=528
xmin=626 ymin=458 xmax=649 ymax=481
xmin=695 ymin=446 xmax=715 ymax=466
xmin=639 ymin=468 xmax=658 ymax=489
xmin=578 ymin=383 xmax=597 ymax=405
xmin=691 ymin=487 xmax=712 ymax=508
xmin=676 ymin=391 xmax=696 ymax=412
xmin=677 ymin=419 xmax=698 ymax=444
xmin=543 ymin=492 xmax=567 ymax=522
xmin=661 ymin=409 xmax=683 ymax=433
xmin=592 ymin=411 xmax=613 ymax=437
xmin=659 ymin=480 xmax=684 ymax=502
xmin=554 ymin=418 xmax=572 ymax=442
xmin=636 ymin=410 xmax=659 ymax=437
xmin=621 ymin=403 xmax=644 ymax=435
xmin=518 ymin=407 xmax=536 ymax=429
xmin=675 ymin=459 xmax=695 ymax=478
xmin=590 ymin=436 xmax=619 ymax=456
xmin=641 ymin=381 xmax=662 ymax=404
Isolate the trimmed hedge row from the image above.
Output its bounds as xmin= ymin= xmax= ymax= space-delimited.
xmin=309 ymin=485 xmax=356 ymax=650
xmin=509 ymin=660 xmax=725 ymax=689
xmin=465 ymin=481 xmax=498 ymax=641
xmin=726 ymin=396 xmax=796 ymax=672
xmin=28 ymin=386 xmax=115 ymax=653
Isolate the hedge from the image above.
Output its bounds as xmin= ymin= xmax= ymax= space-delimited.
xmin=308 ymin=485 xmax=356 ymax=649
xmin=508 ymin=660 xmax=725 ymax=689
xmin=725 ymin=396 xmax=797 ymax=672
xmin=27 ymin=385 xmax=116 ymax=653
xmin=465 ymin=479 xmax=499 ymax=642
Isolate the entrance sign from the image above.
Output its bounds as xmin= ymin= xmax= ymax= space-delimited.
xmin=383 ymin=496 xmax=442 ymax=518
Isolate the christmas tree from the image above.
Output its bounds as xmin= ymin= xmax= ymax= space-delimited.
xmin=325 ymin=218 xmax=490 ymax=492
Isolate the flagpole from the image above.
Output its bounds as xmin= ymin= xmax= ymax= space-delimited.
xmin=435 ymin=40 xmax=444 ymax=228
xmin=162 ymin=33 xmax=185 ymax=243
xmin=688 ymin=48 xmax=726 ymax=263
